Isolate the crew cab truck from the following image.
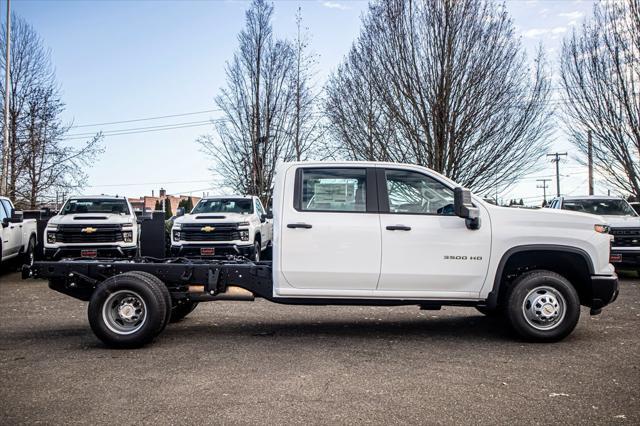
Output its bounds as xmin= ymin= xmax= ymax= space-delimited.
xmin=0 ymin=196 xmax=37 ymax=267
xmin=170 ymin=195 xmax=272 ymax=261
xmin=44 ymin=196 xmax=138 ymax=260
xmin=549 ymin=196 xmax=640 ymax=272
xmin=23 ymin=162 xmax=618 ymax=348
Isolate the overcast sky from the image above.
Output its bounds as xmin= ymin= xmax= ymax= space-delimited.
xmin=10 ymin=0 xmax=603 ymax=204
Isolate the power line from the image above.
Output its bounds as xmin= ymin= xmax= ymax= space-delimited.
xmin=70 ymin=108 xmax=222 ymax=129
xmin=65 ymin=119 xmax=214 ymax=138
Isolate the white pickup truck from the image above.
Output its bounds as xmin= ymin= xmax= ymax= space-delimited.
xmin=0 ymin=196 xmax=37 ymax=267
xmin=24 ymin=162 xmax=618 ymax=348
xmin=549 ymin=196 xmax=640 ymax=272
xmin=44 ymin=195 xmax=138 ymax=260
xmin=171 ymin=195 xmax=272 ymax=261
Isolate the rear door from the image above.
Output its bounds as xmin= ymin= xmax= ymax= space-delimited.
xmin=377 ymin=168 xmax=491 ymax=296
xmin=0 ymin=199 xmax=21 ymax=257
xmin=280 ymin=166 xmax=381 ymax=290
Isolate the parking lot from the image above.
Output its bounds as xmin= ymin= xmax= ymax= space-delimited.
xmin=0 ymin=268 xmax=638 ymax=425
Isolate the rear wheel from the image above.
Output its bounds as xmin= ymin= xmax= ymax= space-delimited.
xmin=125 ymin=271 xmax=171 ymax=332
xmin=170 ymin=301 xmax=199 ymax=323
xmin=88 ymin=272 xmax=168 ymax=348
xmin=505 ymin=270 xmax=580 ymax=342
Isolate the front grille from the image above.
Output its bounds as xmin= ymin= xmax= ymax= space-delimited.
xmin=610 ymin=227 xmax=640 ymax=248
xmin=181 ymin=223 xmax=241 ymax=242
xmin=56 ymin=224 xmax=124 ymax=244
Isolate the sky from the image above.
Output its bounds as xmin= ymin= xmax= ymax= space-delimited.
xmin=9 ymin=0 xmax=604 ymax=205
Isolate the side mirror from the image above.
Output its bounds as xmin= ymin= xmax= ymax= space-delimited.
xmin=261 ymin=210 xmax=273 ymax=221
xmin=1 ymin=217 xmax=8 ymax=228
xmin=454 ymin=187 xmax=480 ymax=230
xmin=176 ymin=207 xmax=185 ymax=217
xmin=9 ymin=210 xmax=23 ymax=223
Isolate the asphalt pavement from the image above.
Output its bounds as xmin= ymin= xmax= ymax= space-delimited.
xmin=0 ymin=267 xmax=638 ymax=425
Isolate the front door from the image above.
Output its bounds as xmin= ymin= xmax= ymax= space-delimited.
xmin=0 ymin=200 xmax=20 ymax=257
xmin=280 ymin=167 xmax=381 ymax=290
xmin=377 ymin=168 xmax=491 ymax=297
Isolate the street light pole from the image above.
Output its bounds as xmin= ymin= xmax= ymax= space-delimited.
xmin=1 ymin=0 xmax=10 ymax=197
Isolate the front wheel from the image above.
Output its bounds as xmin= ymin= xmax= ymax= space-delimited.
xmin=88 ymin=272 xmax=169 ymax=348
xmin=505 ymin=270 xmax=580 ymax=342
xmin=21 ymin=237 xmax=35 ymax=268
xmin=252 ymin=240 xmax=261 ymax=262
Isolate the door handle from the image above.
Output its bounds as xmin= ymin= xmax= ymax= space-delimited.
xmin=386 ymin=225 xmax=411 ymax=231
xmin=287 ymin=223 xmax=312 ymax=229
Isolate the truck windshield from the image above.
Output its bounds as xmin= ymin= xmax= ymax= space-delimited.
xmin=562 ymin=199 xmax=637 ymax=216
xmin=61 ymin=199 xmax=130 ymax=215
xmin=192 ymin=198 xmax=253 ymax=214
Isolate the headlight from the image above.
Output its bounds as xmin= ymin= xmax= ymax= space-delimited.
xmin=594 ymin=224 xmax=610 ymax=234
xmin=46 ymin=224 xmax=57 ymax=231
xmin=173 ymin=223 xmax=182 ymax=230
xmin=238 ymin=222 xmax=250 ymax=227
xmin=122 ymin=222 xmax=134 ymax=228
xmin=240 ymin=230 xmax=249 ymax=241
xmin=173 ymin=230 xmax=181 ymax=241
xmin=122 ymin=231 xmax=133 ymax=243
xmin=47 ymin=232 xmax=56 ymax=244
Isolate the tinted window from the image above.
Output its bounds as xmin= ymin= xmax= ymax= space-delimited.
xmin=192 ymin=198 xmax=254 ymax=214
xmin=300 ymin=168 xmax=367 ymax=212
xmin=385 ymin=170 xmax=454 ymax=215
xmin=61 ymin=199 xmax=130 ymax=215
xmin=0 ymin=201 xmax=8 ymax=220
xmin=0 ymin=199 xmax=12 ymax=217
xmin=562 ymin=199 xmax=637 ymax=216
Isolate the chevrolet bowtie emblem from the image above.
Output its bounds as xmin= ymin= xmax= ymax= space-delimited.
xmin=201 ymin=226 xmax=216 ymax=232
xmin=81 ymin=227 xmax=97 ymax=234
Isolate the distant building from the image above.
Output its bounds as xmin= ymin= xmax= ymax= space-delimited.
xmin=128 ymin=188 xmax=200 ymax=214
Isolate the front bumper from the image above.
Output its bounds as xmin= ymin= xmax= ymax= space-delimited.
xmin=589 ymin=273 xmax=619 ymax=314
xmin=610 ymin=249 xmax=640 ymax=269
xmin=170 ymin=243 xmax=253 ymax=258
xmin=44 ymin=245 xmax=137 ymax=260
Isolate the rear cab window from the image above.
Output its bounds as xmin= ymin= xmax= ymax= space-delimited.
xmin=296 ymin=168 xmax=369 ymax=213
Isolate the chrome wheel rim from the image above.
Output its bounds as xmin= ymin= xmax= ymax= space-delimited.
xmin=102 ymin=290 xmax=147 ymax=335
xmin=522 ymin=286 xmax=566 ymax=331
xmin=254 ymin=243 xmax=260 ymax=262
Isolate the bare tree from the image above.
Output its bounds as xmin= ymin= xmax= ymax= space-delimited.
xmin=560 ymin=0 xmax=640 ymax=198
xmin=0 ymin=15 xmax=102 ymax=208
xmin=326 ymin=0 xmax=553 ymax=193
xmin=199 ymin=0 xmax=298 ymax=204
xmin=291 ymin=7 xmax=323 ymax=161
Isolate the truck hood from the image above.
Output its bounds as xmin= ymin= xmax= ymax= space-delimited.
xmin=175 ymin=212 xmax=252 ymax=225
xmin=601 ymin=215 xmax=640 ymax=228
xmin=48 ymin=213 xmax=134 ymax=226
xmin=487 ymin=204 xmax=606 ymax=229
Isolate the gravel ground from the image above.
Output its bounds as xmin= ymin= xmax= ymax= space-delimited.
xmin=0 ymin=268 xmax=638 ymax=425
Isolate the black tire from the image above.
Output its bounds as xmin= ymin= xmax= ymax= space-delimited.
xmin=125 ymin=271 xmax=172 ymax=333
xmin=170 ymin=301 xmax=199 ymax=323
xmin=21 ymin=236 xmax=35 ymax=268
xmin=505 ymin=270 xmax=580 ymax=342
xmin=475 ymin=306 xmax=501 ymax=317
xmin=252 ymin=239 xmax=261 ymax=262
xmin=88 ymin=272 xmax=168 ymax=348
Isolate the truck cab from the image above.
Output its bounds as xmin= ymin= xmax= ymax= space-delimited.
xmin=0 ymin=196 xmax=37 ymax=266
xmin=44 ymin=196 xmax=138 ymax=260
xmin=171 ymin=195 xmax=272 ymax=260
xmin=549 ymin=195 xmax=640 ymax=272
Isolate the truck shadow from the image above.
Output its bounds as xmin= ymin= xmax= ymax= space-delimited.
xmin=163 ymin=314 xmax=514 ymax=344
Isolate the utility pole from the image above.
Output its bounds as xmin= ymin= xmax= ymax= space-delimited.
xmin=547 ymin=152 xmax=567 ymax=197
xmin=536 ymin=178 xmax=551 ymax=206
xmin=1 ymin=0 xmax=10 ymax=196
xmin=587 ymin=130 xmax=594 ymax=195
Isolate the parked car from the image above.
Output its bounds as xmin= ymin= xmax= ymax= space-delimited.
xmin=44 ymin=195 xmax=138 ymax=259
xmin=171 ymin=195 xmax=272 ymax=260
xmin=0 ymin=196 xmax=37 ymax=266
xmin=549 ymin=196 xmax=640 ymax=272
xmin=26 ymin=162 xmax=618 ymax=348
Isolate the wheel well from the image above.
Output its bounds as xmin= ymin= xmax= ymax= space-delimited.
xmin=254 ymin=232 xmax=261 ymax=244
xmin=495 ymin=250 xmax=592 ymax=306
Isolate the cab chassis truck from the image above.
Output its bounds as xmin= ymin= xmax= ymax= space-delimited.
xmin=22 ymin=162 xmax=619 ymax=348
